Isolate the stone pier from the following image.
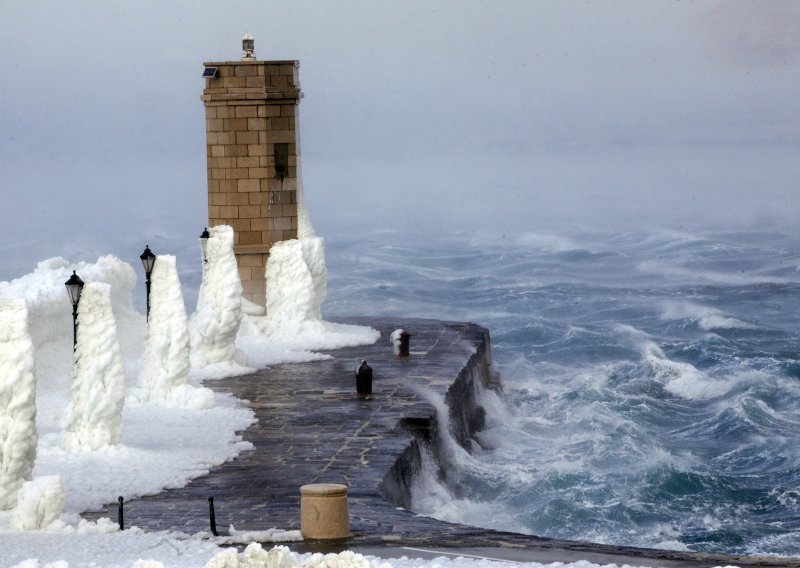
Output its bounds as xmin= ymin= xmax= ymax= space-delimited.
xmin=84 ymin=318 xmax=799 ymax=567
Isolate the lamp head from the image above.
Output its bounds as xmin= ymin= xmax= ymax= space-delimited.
xmin=64 ymin=270 xmax=85 ymax=306
xmin=140 ymin=245 xmax=156 ymax=276
xmin=199 ymin=228 xmax=210 ymax=261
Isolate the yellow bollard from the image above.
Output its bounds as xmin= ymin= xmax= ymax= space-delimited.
xmin=300 ymin=483 xmax=349 ymax=539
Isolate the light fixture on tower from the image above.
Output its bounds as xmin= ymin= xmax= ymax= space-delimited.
xmin=242 ymin=32 xmax=255 ymax=60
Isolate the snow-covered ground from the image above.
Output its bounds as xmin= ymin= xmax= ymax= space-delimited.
xmin=0 ymin=234 xmax=735 ymax=567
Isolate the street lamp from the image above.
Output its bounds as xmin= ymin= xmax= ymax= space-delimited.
xmin=64 ymin=271 xmax=84 ymax=350
xmin=199 ymin=228 xmax=210 ymax=263
xmin=139 ymin=245 xmax=156 ymax=318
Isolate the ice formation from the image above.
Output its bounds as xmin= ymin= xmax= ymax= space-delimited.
xmin=204 ymin=543 xmax=374 ymax=568
xmin=219 ymin=526 xmax=303 ymax=544
xmin=0 ymin=300 xmax=38 ymax=510
xmin=10 ymin=475 xmax=65 ymax=530
xmin=294 ymin=136 xmax=314 ymax=242
xmin=239 ymin=235 xmax=378 ymax=350
xmin=266 ymin=238 xmax=327 ymax=325
xmin=132 ymin=255 xmax=213 ymax=409
xmin=272 ymin=163 xmax=327 ymax=320
xmin=61 ymin=282 xmax=126 ymax=451
xmin=190 ymin=226 xmax=245 ymax=369
xmin=205 ymin=543 xmax=293 ymax=568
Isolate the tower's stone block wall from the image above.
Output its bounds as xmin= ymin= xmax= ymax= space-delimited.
xmin=201 ymin=59 xmax=301 ymax=306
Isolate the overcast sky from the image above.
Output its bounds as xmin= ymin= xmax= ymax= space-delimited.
xmin=2 ymin=0 xmax=799 ymax=279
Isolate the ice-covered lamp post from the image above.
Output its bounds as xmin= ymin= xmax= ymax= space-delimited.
xmin=139 ymin=245 xmax=156 ymax=318
xmin=64 ymin=271 xmax=84 ymax=349
xmin=61 ymin=282 xmax=126 ymax=451
xmin=199 ymin=228 xmax=210 ymax=263
xmin=189 ymin=225 xmax=244 ymax=369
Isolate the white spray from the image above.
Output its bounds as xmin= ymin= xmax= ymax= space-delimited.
xmin=133 ymin=255 xmax=213 ymax=409
xmin=390 ymin=329 xmax=405 ymax=356
xmin=190 ymin=225 xmax=245 ymax=368
xmin=0 ymin=299 xmax=38 ymax=510
xmin=61 ymin=282 xmax=126 ymax=451
xmin=294 ymin=108 xmax=315 ymax=242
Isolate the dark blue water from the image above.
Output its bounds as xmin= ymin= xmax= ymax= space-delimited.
xmin=322 ymin=228 xmax=800 ymax=556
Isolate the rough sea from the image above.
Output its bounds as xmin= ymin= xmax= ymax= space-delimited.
xmin=322 ymin=227 xmax=800 ymax=557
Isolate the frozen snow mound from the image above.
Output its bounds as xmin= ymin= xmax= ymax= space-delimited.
xmin=190 ymin=225 xmax=247 ymax=371
xmin=0 ymin=299 xmax=38 ymax=510
xmin=240 ymin=237 xmax=378 ymax=354
xmin=220 ymin=525 xmax=303 ymax=544
xmin=10 ymin=475 xmax=65 ymax=530
xmin=205 ymin=544 xmax=373 ymax=568
xmin=132 ymin=255 xmax=213 ymax=409
xmin=61 ymin=282 xmax=126 ymax=452
xmin=266 ymin=238 xmax=327 ymax=324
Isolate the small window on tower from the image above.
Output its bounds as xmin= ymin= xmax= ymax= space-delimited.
xmin=274 ymin=143 xmax=289 ymax=181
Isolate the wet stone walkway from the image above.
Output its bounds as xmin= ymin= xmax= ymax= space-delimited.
xmin=84 ymin=318 xmax=800 ymax=568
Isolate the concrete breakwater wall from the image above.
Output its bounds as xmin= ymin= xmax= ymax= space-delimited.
xmin=379 ymin=324 xmax=500 ymax=510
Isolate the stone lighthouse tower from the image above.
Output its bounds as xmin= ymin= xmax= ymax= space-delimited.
xmin=201 ymin=34 xmax=301 ymax=307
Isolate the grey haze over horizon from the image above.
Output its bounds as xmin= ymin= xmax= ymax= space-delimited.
xmin=2 ymin=0 xmax=800 ymax=281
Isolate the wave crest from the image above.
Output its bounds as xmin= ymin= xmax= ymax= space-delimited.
xmin=660 ymin=301 xmax=756 ymax=330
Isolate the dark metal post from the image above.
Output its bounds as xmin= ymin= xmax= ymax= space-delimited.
xmin=399 ymin=331 xmax=411 ymax=357
xmin=356 ymin=360 xmax=373 ymax=396
xmin=208 ymin=496 xmax=218 ymax=536
xmin=145 ymin=276 xmax=151 ymax=318
xmin=118 ymin=496 xmax=124 ymax=530
xmin=72 ymin=303 xmax=78 ymax=350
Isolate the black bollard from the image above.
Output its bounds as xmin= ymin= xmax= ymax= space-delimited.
xmin=398 ymin=331 xmax=411 ymax=357
xmin=208 ymin=496 xmax=218 ymax=536
xmin=117 ymin=496 xmax=124 ymax=530
xmin=355 ymin=360 xmax=373 ymax=396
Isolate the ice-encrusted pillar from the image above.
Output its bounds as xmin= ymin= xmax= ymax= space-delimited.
xmin=61 ymin=282 xmax=126 ymax=452
xmin=0 ymin=300 xmax=37 ymax=510
xmin=189 ymin=225 xmax=244 ymax=369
